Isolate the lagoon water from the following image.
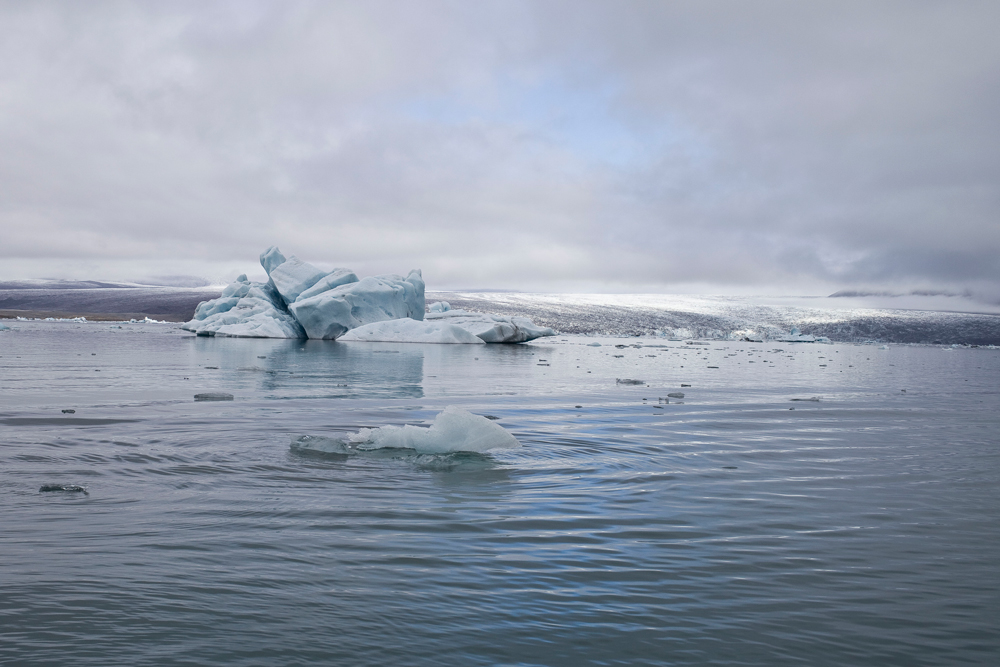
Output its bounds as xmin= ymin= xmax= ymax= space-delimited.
xmin=2 ymin=321 xmax=999 ymax=665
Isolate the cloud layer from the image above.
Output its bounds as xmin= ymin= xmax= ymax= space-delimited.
xmin=1 ymin=1 xmax=998 ymax=297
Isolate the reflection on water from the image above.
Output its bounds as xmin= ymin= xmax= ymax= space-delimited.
xmin=190 ymin=337 xmax=427 ymax=400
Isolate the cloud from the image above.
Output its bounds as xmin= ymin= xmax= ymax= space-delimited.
xmin=0 ymin=1 xmax=997 ymax=297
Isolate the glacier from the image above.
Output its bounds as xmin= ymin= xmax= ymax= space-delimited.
xmin=182 ymin=248 xmax=553 ymax=343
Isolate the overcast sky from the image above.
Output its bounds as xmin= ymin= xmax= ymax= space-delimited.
xmin=1 ymin=1 xmax=998 ymax=297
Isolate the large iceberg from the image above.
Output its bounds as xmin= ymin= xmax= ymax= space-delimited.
xmin=183 ymin=248 xmax=551 ymax=343
xmin=184 ymin=247 xmax=424 ymax=339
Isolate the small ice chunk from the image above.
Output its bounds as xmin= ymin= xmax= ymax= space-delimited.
xmin=293 ymin=406 xmax=520 ymax=455
xmin=339 ymin=318 xmax=485 ymax=344
xmin=616 ymin=378 xmax=644 ymax=385
xmin=194 ymin=392 xmax=234 ymax=401
xmin=0 ymin=323 xmax=10 ymax=331
xmin=428 ymin=301 xmax=451 ymax=313
xmin=667 ymin=392 xmax=685 ymax=398
xmin=586 ymin=342 xmax=601 ymax=347
xmin=790 ymin=397 xmax=821 ymax=402
xmin=39 ymin=484 xmax=88 ymax=494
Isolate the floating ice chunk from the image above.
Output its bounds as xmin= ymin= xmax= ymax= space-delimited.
xmin=39 ymin=484 xmax=88 ymax=494
xmin=293 ymin=406 xmax=520 ymax=454
xmin=289 ymin=271 xmax=425 ymax=340
xmin=424 ymin=309 xmax=554 ymax=343
xmin=775 ymin=329 xmax=816 ymax=342
xmin=586 ymin=342 xmax=601 ymax=347
xmin=339 ymin=318 xmax=485 ymax=344
xmin=194 ymin=392 xmax=234 ymax=401
xmin=0 ymin=323 xmax=10 ymax=331
xmin=428 ymin=301 xmax=451 ymax=313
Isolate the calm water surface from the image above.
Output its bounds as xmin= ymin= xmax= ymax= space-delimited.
xmin=2 ymin=322 xmax=998 ymax=665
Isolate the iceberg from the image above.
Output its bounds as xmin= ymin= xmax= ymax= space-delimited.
xmin=424 ymin=309 xmax=555 ymax=343
xmin=339 ymin=317 xmax=484 ymax=344
xmin=183 ymin=247 xmax=424 ymax=340
xmin=183 ymin=247 xmax=547 ymax=343
xmin=290 ymin=406 xmax=520 ymax=455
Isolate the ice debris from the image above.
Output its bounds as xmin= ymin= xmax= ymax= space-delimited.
xmin=290 ymin=406 xmax=520 ymax=455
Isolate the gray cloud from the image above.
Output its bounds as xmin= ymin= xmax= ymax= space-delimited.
xmin=1 ymin=1 xmax=997 ymax=297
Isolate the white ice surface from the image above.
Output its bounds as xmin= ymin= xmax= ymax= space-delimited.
xmin=338 ymin=317 xmax=484 ymax=344
xmin=424 ymin=309 xmax=555 ymax=343
xmin=291 ymin=406 xmax=520 ymax=454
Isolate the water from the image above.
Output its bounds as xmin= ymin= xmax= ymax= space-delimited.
xmin=2 ymin=321 xmax=999 ymax=665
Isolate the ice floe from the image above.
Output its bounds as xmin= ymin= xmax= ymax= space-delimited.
xmin=339 ymin=317 xmax=484 ymax=344
xmin=424 ymin=309 xmax=555 ymax=343
xmin=290 ymin=406 xmax=520 ymax=455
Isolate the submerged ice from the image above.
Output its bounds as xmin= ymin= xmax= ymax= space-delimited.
xmin=184 ymin=248 xmax=553 ymax=343
xmin=291 ymin=406 xmax=521 ymax=454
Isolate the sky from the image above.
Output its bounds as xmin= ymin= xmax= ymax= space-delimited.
xmin=1 ymin=1 xmax=998 ymax=298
